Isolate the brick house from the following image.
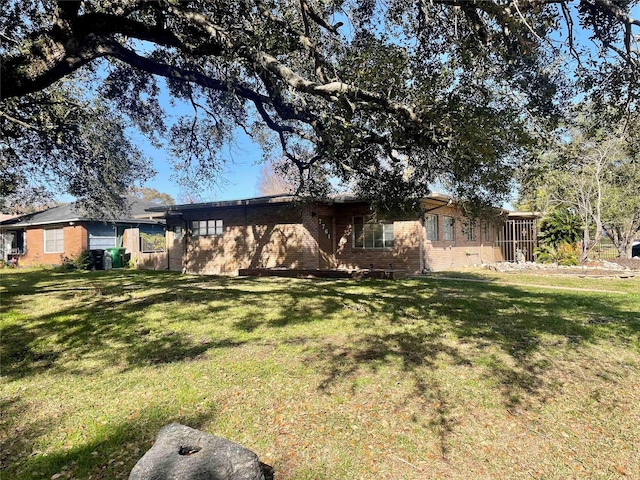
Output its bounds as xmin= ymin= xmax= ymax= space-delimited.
xmin=147 ymin=193 xmax=519 ymax=275
xmin=0 ymin=197 xmax=165 ymax=267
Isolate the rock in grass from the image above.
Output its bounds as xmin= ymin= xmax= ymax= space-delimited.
xmin=129 ymin=424 xmax=266 ymax=480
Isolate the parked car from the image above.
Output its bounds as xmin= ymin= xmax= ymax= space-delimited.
xmin=633 ymin=241 xmax=640 ymax=258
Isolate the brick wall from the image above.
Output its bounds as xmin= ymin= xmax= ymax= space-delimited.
xmin=158 ymin=200 xmax=505 ymax=275
xmin=20 ymin=224 xmax=87 ymax=267
xmin=421 ymin=201 xmax=502 ymax=271
xmin=332 ymin=201 xmax=503 ymax=273
xmin=333 ymin=204 xmax=423 ymax=273
xmin=176 ymin=203 xmax=315 ymax=275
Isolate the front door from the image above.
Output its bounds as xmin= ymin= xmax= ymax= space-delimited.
xmin=318 ymin=215 xmax=334 ymax=269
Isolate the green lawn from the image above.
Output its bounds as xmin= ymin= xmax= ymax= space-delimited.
xmin=1 ymin=269 xmax=639 ymax=479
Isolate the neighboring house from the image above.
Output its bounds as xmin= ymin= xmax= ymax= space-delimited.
xmin=0 ymin=197 xmax=165 ymax=267
xmin=145 ymin=193 xmax=537 ymax=275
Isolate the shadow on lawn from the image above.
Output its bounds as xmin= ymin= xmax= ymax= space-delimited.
xmin=1 ymin=269 xmax=639 ymax=473
xmin=2 ymin=269 xmax=638 ymax=388
xmin=1 ymin=392 xmax=219 ymax=480
xmin=312 ymin=276 xmax=638 ymax=394
xmin=1 ymin=270 xmax=249 ymax=379
xmin=303 ymin=276 xmax=639 ymax=458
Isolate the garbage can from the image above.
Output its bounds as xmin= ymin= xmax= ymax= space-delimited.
xmin=89 ymin=249 xmax=105 ymax=270
xmin=117 ymin=247 xmax=127 ymax=267
xmin=105 ymin=247 xmax=125 ymax=268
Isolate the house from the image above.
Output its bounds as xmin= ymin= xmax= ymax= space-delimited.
xmin=145 ymin=193 xmax=535 ymax=275
xmin=0 ymin=197 xmax=165 ymax=267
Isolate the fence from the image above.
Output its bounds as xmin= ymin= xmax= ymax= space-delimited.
xmin=495 ymin=219 xmax=538 ymax=263
xmin=590 ymin=238 xmax=619 ymax=260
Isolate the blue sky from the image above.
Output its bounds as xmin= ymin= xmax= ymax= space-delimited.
xmin=135 ymin=127 xmax=266 ymax=204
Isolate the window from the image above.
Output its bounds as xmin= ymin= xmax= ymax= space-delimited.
xmin=443 ymin=216 xmax=455 ymax=241
xmin=140 ymin=233 xmax=166 ymax=252
xmin=353 ymin=216 xmax=394 ymax=248
xmin=191 ymin=220 xmax=223 ymax=236
xmin=425 ymin=214 xmax=438 ymax=241
xmin=44 ymin=228 xmax=64 ymax=253
xmin=88 ymin=224 xmax=117 ymax=250
xmin=482 ymin=221 xmax=490 ymax=242
xmin=465 ymin=221 xmax=476 ymax=241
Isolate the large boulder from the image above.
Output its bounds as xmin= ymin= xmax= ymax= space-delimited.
xmin=129 ymin=424 xmax=266 ymax=480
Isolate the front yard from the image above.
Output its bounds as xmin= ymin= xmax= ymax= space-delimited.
xmin=1 ymin=269 xmax=639 ymax=479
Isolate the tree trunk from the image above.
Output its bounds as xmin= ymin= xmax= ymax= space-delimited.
xmin=615 ymin=236 xmax=633 ymax=259
xmin=580 ymin=225 xmax=592 ymax=262
xmin=606 ymin=222 xmax=639 ymax=259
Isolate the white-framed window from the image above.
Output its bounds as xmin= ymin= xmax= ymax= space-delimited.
xmin=353 ymin=216 xmax=394 ymax=249
xmin=482 ymin=221 xmax=490 ymax=242
xmin=44 ymin=228 xmax=64 ymax=253
xmin=191 ymin=220 xmax=223 ymax=236
xmin=425 ymin=214 xmax=438 ymax=241
xmin=443 ymin=216 xmax=455 ymax=241
xmin=465 ymin=221 xmax=476 ymax=241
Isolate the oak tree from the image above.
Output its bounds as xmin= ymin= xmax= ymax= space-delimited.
xmin=2 ymin=0 xmax=639 ymax=212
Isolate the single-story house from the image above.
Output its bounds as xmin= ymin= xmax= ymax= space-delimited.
xmin=145 ymin=193 xmax=539 ymax=275
xmin=0 ymin=197 xmax=165 ymax=267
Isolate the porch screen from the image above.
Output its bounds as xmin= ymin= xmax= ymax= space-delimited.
xmin=88 ymin=224 xmax=117 ymax=249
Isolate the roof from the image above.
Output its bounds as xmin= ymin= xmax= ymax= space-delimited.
xmin=0 ymin=214 xmax=20 ymax=222
xmin=146 ymin=194 xmax=300 ymax=213
xmin=0 ymin=196 xmax=165 ymax=228
xmin=146 ymin=192 xmax=461 ymax=214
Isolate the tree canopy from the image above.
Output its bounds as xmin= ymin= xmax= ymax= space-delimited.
xmin=2 ymin=0 xmax=639 ymax=212
xmin=518 ymin=110 xmax=640 ymax=259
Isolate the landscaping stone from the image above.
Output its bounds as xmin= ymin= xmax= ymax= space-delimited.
xmin=483 ymin=259 xmax=636 ymax=273
xmin=129 ymin=424 xmax=266 ymax=480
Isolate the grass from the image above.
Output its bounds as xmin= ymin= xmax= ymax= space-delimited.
xmin=1 ymin=268 xmax=639 ymax=479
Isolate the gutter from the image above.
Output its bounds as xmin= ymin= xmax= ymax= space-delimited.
xmin=0 ymin=218 xmax=164 ymax=228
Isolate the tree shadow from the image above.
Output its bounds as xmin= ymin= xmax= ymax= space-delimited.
xmin=3 ymin=269 xmax=638 ymax=407
xmin=1 ymin=270 xmax=240 ymax=379
xmin=2 ymin=269 xmax=639 ymax=474
xmin=307 ymin=275 xmax=639 ymax=409
xmin=1 ymin=392 xmax=221 ymax=480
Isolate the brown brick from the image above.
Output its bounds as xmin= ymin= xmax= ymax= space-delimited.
xmin=19 ymin=224 xmax=87 ymax=267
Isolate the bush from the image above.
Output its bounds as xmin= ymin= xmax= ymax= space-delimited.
xmin=59 ymin=250 xmax=92 ymax=271
xmin=538 ymin=209 xmax=582 ymax=248
xmin=534 ymin=242 xmax=579 ymax=266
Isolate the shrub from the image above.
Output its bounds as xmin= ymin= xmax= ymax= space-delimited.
xmin=538 ymin=209 xmax=582 ymax=248
xmin=59 ymin=250 xmax=92 ymax=271
xmin=534 ymin=241 xmax=579 ymax=266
